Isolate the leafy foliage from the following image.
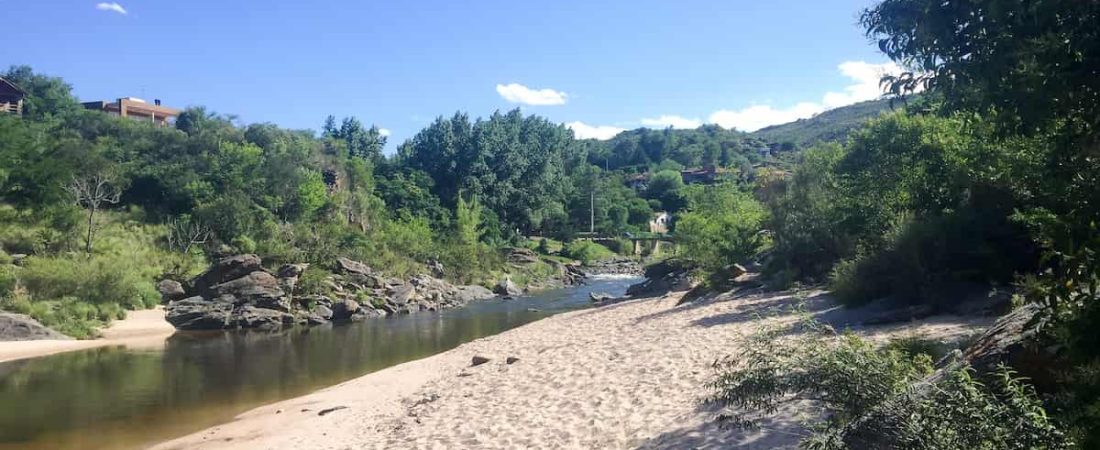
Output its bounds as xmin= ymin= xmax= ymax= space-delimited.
xmin=707 ymin=322 xmax=1068 ymax=449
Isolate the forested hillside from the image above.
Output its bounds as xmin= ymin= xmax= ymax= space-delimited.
xmin=749 ymin=98 xmax=899 ymax=147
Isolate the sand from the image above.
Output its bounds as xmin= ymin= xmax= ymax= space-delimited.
xmin=0 ymin=306 xmax=174 ymax=364
xmin=153 ymin=289 xmax=994 ymax=450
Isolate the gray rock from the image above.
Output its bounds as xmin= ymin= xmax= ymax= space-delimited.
xmin=506 ymin=356 xmax=520 ymax=365
xmin=427 ymin=259 xmax=445 ymax=278
xmin=276 ymin=263 xmax=309 ymax=279
xmin=471 ymin=355 xmax=491 ymax=366
xmin=166 ymin=297 xmax=234 ymax=330
xmin=235 ymin=306 xmax=293 ymax=330
xmin=589 ymin=292 xmax=615 ymax=302
xmin=330 ymin=299 xmax=361 ymax=321
xmin=494 ymin=278 xmax=522 ymax=296
xmin=0 ymin=313 xmax=71 ymax=341
xmin=312 ymin=304 xmax=334 ymax=320
xmin=452 ymin=285 xmax=495 ymax=303
xmin=335 ymin=257 xmax=372 ymax=276
xmin=157 ymin=279 xmax=187 ymax=303
xmin=211 ymin=271 xmax=290 ymax=311
xmin=190 ymin=254 xmax=264 ymax=297
xmin=389 ymin=284 xmax=415 ymax=305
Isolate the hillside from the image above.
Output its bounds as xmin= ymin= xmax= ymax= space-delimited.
xmin=750 ymin=98 xmax=901 ymax=147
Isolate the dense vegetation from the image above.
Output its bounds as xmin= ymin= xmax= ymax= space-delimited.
xmin=749 ymin=98 xmax=898 ymax=149
xmin=698 ymin=0 xmax=1100 ymax=446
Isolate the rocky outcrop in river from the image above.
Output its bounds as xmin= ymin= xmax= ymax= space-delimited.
xmin=165 ymin=254 xmax=498 ymax=331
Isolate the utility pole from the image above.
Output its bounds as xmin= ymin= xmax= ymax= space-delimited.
xmin=589 ymin=189 xmax=595 ymax=234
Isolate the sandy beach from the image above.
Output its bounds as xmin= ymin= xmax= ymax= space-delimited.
xmin=0 ymin=307 xmax=174 ymax=364
xmin=153 ymin=289 xmax=993 ymax=450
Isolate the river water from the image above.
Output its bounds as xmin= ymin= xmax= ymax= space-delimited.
xmin=0 ymin=276 xmax=641 ymax=450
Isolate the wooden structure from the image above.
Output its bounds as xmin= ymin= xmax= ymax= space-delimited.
xmin=0 ymin=77 xmax=25 ymax=115
xmin=83 ymin=97 xmax=180 ymax=126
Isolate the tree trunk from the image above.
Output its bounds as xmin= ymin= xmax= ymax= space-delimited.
xmin=85 ymin=205 xmax=96 ymax=255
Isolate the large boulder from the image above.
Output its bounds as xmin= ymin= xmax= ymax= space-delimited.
xmin=276 ymin=263 xmax=309 ymax=293
xmin=190 ymin=254 xmax=264 ymax=297
xmin=452 ymin=285 xmax=495 ymax=303
xmin=165 ymin=297 xmax=235 ymax=330
xmin=210 ymin=271 xmax=290 ymax=311
xmin=494 ymin=278 xmax=523 ymax=296
xmin=335 ymin=257 xmax=372 ymax=276
xmin=506 ymin=247 xmax=540 ymax=265
xmin=157 ymin=279 xmax=187 ymax=303
xmin=330 ymin=299 xmax=361 ymax=321
xmin=0 ymin=313 xmax=71 ymax=341
xmin=388 ymin=284 xmax=416 ymax=305
xmin=235 ymin=306 xmax=294 ymax=330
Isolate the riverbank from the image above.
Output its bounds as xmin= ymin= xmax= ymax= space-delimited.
xmin=154 ymin=288 xmax=993 ymax=450
xmin=0 ymin=307 xmax=173 ymax=364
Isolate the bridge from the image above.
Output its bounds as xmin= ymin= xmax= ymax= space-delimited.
xmin=574 ymin=232 xmax=675 ymax=256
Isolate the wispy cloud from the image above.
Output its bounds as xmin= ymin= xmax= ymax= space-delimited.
xmin=378 ymin=128 xmax=392 ymax=137
xmin=566 ymin=121 xmax=625 ymax=140
xmin=496 ymin=83 xmax=567 ymax=106
xmin=707 ymin=61 xmax=906 ymax=132
xmin=641 ymin=115 xmax=703 ymax=129
xmin=95 ymin=2 xmax=128 ymax=15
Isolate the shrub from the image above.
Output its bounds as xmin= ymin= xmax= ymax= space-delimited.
xmin=562 ymin=240 xmax=615 ymax=264
xmin=707 ymin=321 xmax=1069 ymax=449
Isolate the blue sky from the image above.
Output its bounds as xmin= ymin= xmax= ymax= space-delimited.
xmin=3 ymin=0 xmax=897 ymax=147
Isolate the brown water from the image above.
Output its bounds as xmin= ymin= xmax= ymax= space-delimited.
xmin=0 ymin=276 xmax=640 ymax=450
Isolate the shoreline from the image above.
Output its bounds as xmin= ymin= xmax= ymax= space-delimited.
xmin=153 ymin=289 xmax=994 ymax=450
xmin=0 ymin=307 xmax=174 ymax=364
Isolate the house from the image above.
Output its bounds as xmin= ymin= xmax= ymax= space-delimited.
xmin=0 ymin=77 xmax=25 ymax=115
xmin=83 ymin=97 xmax=180 ymax=126
xmin=680 ymin=166 xmax=723 ymax=184
xmin=649 ymin=211 xmax=670 ymax=234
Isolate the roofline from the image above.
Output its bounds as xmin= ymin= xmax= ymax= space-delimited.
xmin=0 ymin=77 xmax=27 ymax=95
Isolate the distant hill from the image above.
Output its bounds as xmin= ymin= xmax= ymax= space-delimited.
xmin=750 ymin=98 xmax=903 ymax=147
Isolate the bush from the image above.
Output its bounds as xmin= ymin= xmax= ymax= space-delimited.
xmin=676 ymin=185 xmax=768 ymax=272
xmin=562 ymin=240 xmax=615 ymax=264
xmin=707 ymin=320 xmax=1069 ymax=449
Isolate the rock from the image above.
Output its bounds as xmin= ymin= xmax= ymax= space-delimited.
xmin=427 ymin=259 xmax=445 ymax=278
xmin=9 ymin=254 xmax=27 ymax=266
xmin=506 ymin=356 xmax=520 ymax=365
xmin=317 ymin=406 xmax=348 ymax=416
xmin=276 ymin=263 xmax=309 ymax=279
xmin=389 ymin=284 xmax=415 ymax=305
xmin=494 ymin=278 xmax=522 ymax=296
xmin=165 ymin=297 xmax=235 ymax=330
xmin=190 ymin=254 xmax=264 ymax=297
xmin=452 ymin=285 xmax=495 ymax=304
xmin=506 ymin=247 xmax=540 ymax=264
xmin=157 ymin=279 xmax=187 ymax=303
xmin=211 ymin=271 xmax=290 ymax=311
xmin=727 ymin=263 xmax=748 ymax=279
xmin=235 ymin=305 xmax=293 ymax=330
xmin=330 ymin=299 xmax=361 ymax=321
xmin=584 ymin=257 xmax=643 ymax=276
xmin=276 ymin=263 xmax=309 ymax=292
xmin=471 ymin=355 xmax=491 ymax=366
xmin=0 ymin=313 xmax=71 ymax=341
xmin=312 ymin=304 xmax=334 ymax=321
xmin=589 ymin=292 xmax=616 ymax=303
xmin=335 ymin=257 xmax=371 ymax=276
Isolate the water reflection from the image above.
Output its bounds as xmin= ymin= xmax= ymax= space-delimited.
xmin=0 ymin=277 xmax=639 ymax=450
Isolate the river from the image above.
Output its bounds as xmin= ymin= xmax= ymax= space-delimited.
xmin=0 ymin=275 xmax=641 ymax=450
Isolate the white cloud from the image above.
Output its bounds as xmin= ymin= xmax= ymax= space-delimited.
xmin=709 ymin=103 xmax=824 ymax=132
xmin=566 ymin=121 xmax=625 ymax=140
xmin=706 ymin=61 xmax=906 ymax=132
xmin=378 ymin=128 xmax=391 ymax=137
xmin=95 ymin=2 xmax=127 ymax=14
xmin=496 ymin=83 xmax=567 ymax=106
xmin=641 ymin=115 xmax=703 ymax=129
